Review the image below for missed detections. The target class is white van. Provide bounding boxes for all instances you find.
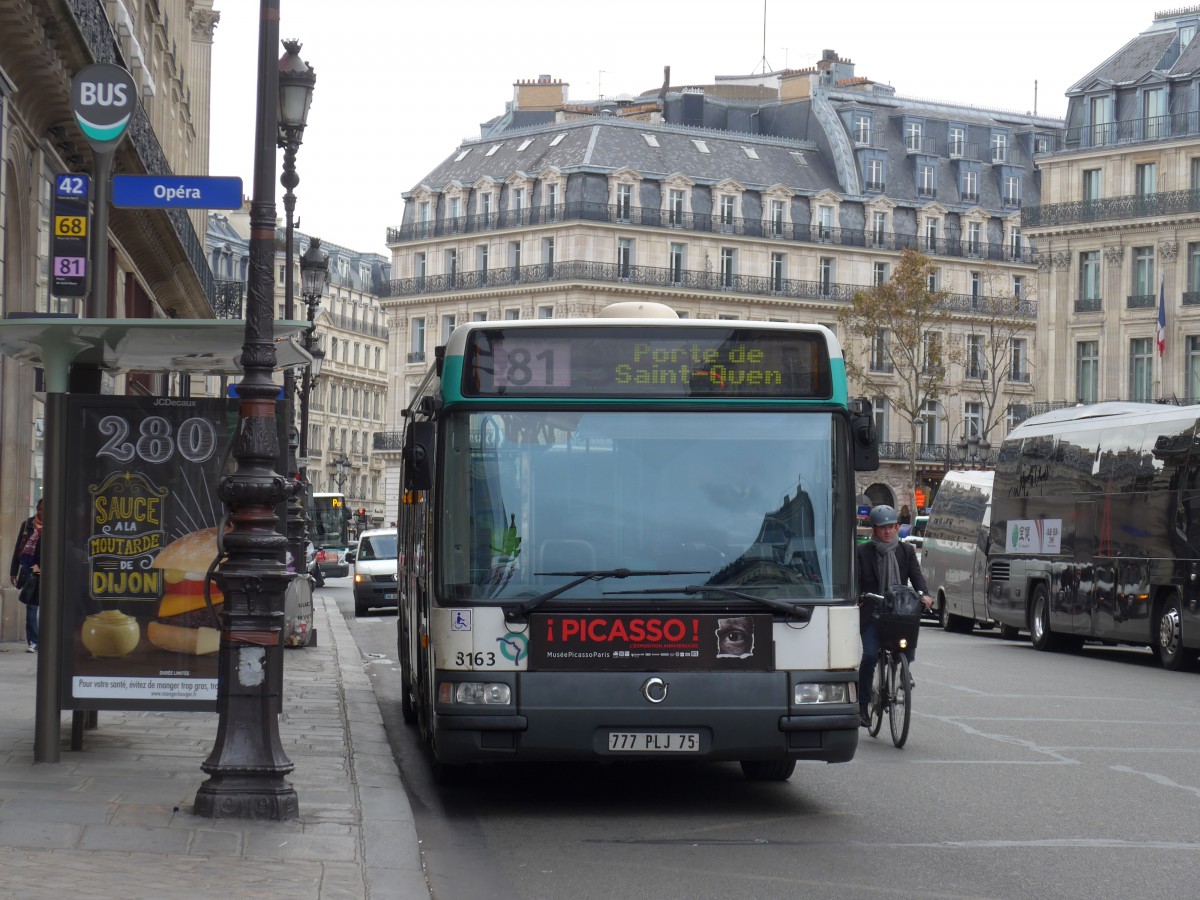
[923,470,1001,635]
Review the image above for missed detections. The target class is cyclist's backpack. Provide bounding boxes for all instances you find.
[879,585,921,618]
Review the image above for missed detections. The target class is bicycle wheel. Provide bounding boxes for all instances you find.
[888,653,911,748]
[868,651,886,737]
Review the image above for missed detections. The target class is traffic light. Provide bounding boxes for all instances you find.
[355,508,368,525]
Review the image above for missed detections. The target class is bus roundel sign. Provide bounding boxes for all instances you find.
[71,64,138,149]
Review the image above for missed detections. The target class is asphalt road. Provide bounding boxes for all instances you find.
[327,579,1200,900]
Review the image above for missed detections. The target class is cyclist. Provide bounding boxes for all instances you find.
[856,504,933,727]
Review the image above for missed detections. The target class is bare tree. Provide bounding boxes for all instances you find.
[838,249,961,509]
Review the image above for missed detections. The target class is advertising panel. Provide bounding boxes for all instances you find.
[60,396,239,711]
[528,613,774,671]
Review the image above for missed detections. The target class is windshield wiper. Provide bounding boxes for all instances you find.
[606,584,812,621]
[502,569,708,621]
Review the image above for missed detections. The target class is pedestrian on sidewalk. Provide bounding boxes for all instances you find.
[9,498,42,651]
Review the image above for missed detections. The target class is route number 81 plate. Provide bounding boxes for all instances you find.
[608,731,700,752]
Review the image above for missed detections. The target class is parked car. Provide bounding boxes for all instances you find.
[345,538,360,564]
[353,528,398,616]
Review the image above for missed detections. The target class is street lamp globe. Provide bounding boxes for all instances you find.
[300,238,329,300]
[277,40,316,142]
[308,344,325,380]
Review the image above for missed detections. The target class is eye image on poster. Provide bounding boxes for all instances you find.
[61,396,239,711]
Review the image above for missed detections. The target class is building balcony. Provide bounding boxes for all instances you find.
[1044,111,1200,155]
[214,281,244,319]
[1023,187,1200,229]
[1075,297,1103,313]
[326,312,388,339]
[1127,293,1156,309]
[387,202,1039,267]
[380,260,1037,317]
[373,431,404,452]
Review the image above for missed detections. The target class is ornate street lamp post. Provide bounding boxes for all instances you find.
[298,239,328,498]
[277,39,316,593]
[194,0,296,821]
[331,451,350,491]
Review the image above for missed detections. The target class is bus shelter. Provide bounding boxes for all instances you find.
[0,317,313,762]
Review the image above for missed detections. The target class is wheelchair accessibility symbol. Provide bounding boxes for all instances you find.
[451,609,472,631]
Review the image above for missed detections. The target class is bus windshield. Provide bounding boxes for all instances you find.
[309,493,348,549]
[440,409,850,603]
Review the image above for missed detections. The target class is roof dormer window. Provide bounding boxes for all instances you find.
[486,144,502,156]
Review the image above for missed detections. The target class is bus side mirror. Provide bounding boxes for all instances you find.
[850,397,879,472]
[403,421,434,491]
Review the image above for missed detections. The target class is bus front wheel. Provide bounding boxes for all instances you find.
[1156,593,1193,671]
[1029,585,1060,652]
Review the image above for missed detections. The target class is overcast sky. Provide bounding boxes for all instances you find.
[208,1,1155,255]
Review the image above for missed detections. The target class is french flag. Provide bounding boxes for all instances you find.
[1157,277,1166,358]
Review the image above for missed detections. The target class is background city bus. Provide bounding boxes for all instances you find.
[308,491,350,577]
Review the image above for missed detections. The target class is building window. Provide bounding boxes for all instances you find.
[480,192,493,223]
[1144,87,1166,139]
[926,267,940,293]
[504,308,520,320]
[448,196,461,223]
[476,244,488,281]
[410,317,425,362]
[414,252,426,287]
[919,400,940,445]
[1136,162,1157,197]
[1010,338,1029,382]
[966,334,985,379]
[472,311,487,322]
[818,205,834,241]
[1080,250,1101,303]
[949,126,965,157]
[922,332,943,376]
[873,261,888,286]
[1090,95,1113,147]
[508,241,521,274]
[1013,275,1025,300]
[967,220,982,256]
[924,217,940,252]
[1130,337,1154,401]
[1003,175,1020,205]
[545,183,559,219]
[417,201,431,237]
[1182,24,1197,48]
[771,252,786,292]
[1188,336,1200,400]
[445,249,457,286]
[870,211,886,247]
[1076,340,1099,403]
[918,164,935,197]
[1133,245,1155,297]
[770,199,786,236]
[964,402,983,438]
[1189,242,1200,293]
[1192,158,1200,190]
[1083,168,1102,202]
[543,237,555,273]
[970,271,981,298]
[719,194,736,232]
[870,329,891,373]
[669,243,685,285]
[991,132,1008,163]
[720,248,736,287]
[854,113,871,145]
[668,189,685,227]
[616,183,632,222]
[866,159,884,191]
[873,395,888,441]
[962,169,978,203]
[904,121,922,152]
[511,188,525,218]
[818,257,834,296]
[538,305,554,319]
[617,238,633,278]
[1009,227,1024,261]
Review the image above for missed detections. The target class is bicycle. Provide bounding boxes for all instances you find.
[863,591,922,748]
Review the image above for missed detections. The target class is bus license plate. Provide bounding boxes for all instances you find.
[608,732,699,752]
[384,593,397,601]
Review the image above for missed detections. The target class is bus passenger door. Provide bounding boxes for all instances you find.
[971,524,990,621]
[1070,500,1097,635]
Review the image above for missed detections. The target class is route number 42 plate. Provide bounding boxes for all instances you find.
[608,731,699,752]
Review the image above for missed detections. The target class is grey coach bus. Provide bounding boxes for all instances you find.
[922,469,998,635]
[988,402,1200,670]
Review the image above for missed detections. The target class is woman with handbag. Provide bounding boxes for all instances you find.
[9,499,42,651]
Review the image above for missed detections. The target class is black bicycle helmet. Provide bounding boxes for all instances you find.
[868,504,899,527]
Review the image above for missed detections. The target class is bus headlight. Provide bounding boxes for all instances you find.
[794,682,851,705]
[439,682,512,705]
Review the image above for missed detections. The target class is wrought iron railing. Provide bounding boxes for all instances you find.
[327,312,388,339]
[1127,293,1156,309]
[381,260,1037,318]
[373,431,404,451]
[1075,297,1103,313]
[876,441,998,466]
[1045,111,1200,154]
[213,281,244,319]
[1023,186,1200,228]
[387,201,1038,266]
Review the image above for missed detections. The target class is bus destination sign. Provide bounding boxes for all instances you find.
[464,327,831,399]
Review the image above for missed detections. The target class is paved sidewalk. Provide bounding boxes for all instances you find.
[0,596,429,900]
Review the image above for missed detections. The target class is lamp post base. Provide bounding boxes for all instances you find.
[194,775,298,820]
